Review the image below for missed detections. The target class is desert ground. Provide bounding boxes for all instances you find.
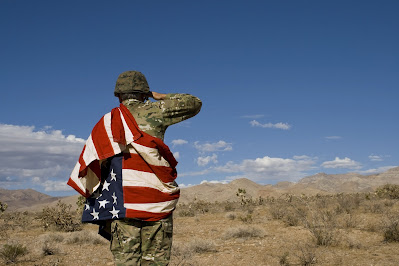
[1,186,399,266]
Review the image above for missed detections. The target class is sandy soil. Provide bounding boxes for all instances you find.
[1,195,399,266]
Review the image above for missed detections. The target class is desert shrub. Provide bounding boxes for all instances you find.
[269,199,303,226]
[223,202,237,212]
[363,201,385,214]
[342,213,358,228]
[0,201,7,215]
[64,230,107,245]
[382,215,399,242]
[0,243,28,264]
[278,252,290,266]
[269,201,287,220]
[76,195,86,214]
[170,243,195,266]
[296,246,317,266]
[376,184,399,199]
[236,188,253,206]
[41,241,60,256]
[8,211,33,229]
[177,207,195,217]
[302,208,338,246]
[41,233,65,243]
[238,212,253,223]
[335,194,361,214]
[187,239,217,253]
[225,212,236,220]
[40,201,82,232]
[177,200,215,217]
[283,211,301,227]
[223,226,264,239]
[314,195,331,209]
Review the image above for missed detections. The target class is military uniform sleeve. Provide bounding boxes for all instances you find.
[158,93,202,126]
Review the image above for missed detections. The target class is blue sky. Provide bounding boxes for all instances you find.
[1,0,398,196]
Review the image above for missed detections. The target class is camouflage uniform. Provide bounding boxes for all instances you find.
[111,215,174,266]
[123,93,202,140]
[110,71,202,265]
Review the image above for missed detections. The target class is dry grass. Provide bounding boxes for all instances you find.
[0,242,28,264]
[223,226,264,239]
[1,187,399,265]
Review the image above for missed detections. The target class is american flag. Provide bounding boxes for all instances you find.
[68,104,179,222]
[82,153,126,222]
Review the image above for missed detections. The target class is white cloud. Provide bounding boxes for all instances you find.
[200,180,228,185]
[0,124,85,191]
[368,155,383,161]
[42,180,73,192]
[321,157,362,169]
[325,136,342,140]
[194,140,233,152]
[171,139,188,146]
[197,154,218,166]
[359,166,398,175]
[173,152,180,159]
[250,120,291,130]
[214,155,316,182]
[178,183,195,188]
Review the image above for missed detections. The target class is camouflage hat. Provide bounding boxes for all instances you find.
[114,71,150,96]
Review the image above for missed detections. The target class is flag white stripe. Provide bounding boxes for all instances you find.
[124,199,178,213]
[128,143,171,167]
[122,169,179,194]
[119,110,135,144]
[103,112,124,155]
[70,162,84,191]
[82,135,98,163]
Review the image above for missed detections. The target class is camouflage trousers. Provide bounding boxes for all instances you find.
[110,215,173,266]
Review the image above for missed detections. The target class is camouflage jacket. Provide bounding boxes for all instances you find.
[122,93,202,140]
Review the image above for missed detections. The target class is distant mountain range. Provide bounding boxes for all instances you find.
[2,167,398,211]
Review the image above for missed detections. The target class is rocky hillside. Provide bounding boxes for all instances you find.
[2,167,399,211]
[0,188,62,210]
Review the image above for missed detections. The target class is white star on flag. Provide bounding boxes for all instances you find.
[85,203,90,210]
[98,199,110,209]
[90,209,99,220]
[109,206,120,219]
[110,169,117,181]
[112,192,117,204]
[102,180,111,191]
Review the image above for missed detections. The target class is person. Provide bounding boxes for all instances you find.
[67,71,202,265]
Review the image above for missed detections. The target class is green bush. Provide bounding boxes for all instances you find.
[0,243,28,264]
[0,201,7,215]
[40,201,82,232]
[383,217,399,242]
[376,184,399,199]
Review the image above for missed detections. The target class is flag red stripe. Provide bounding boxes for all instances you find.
[111,108,125,144]
[125,209,172,221]
[123,153,153,172]
[123,186,180,203]
[119,104,142,141]
[92,117,114,160]
[67,178,89,197]
[78,145,87,175]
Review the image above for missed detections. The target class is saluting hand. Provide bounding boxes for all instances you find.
[151,92,167,100]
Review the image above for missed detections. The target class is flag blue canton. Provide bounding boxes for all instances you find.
[81,154,126,222]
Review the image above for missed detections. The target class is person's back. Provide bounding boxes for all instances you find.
[111,71,202,265]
